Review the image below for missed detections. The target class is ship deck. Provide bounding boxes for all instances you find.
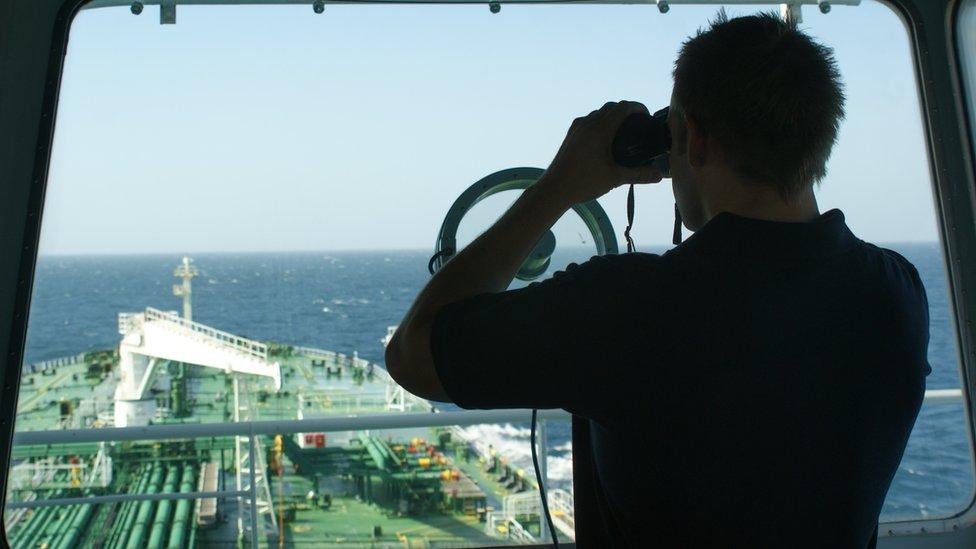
[6,346,562,548]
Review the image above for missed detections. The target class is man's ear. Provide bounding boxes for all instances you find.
[685,115,708,168]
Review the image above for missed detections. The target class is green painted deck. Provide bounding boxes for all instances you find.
[4,347,550,548]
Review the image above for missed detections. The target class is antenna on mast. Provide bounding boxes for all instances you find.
[173,256,198,322]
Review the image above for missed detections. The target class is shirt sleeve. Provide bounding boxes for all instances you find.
[429,253,661,415]
[882,248,933,377]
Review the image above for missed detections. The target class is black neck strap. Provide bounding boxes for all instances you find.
[624,184,636,253]
[673,203,683,245]
[625,189,683,252]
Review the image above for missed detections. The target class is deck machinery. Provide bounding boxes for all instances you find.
[3,258,574,547]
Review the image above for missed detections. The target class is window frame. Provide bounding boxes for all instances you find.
[1,0,975,544]
[876,0,976,536]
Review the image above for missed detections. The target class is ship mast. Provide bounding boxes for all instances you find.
[173,256,198,322]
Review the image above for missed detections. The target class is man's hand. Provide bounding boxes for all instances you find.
[539,101,664,207]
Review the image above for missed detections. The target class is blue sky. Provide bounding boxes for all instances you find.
[39,0,936,254]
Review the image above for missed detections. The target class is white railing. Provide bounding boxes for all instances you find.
[490,487,575,542]
[130,307,269,360]
[486,514,536,543]
[923,388,966,405]
[294,345,375,372]
[21,353,86,374]
[117,311,144,335]
[297,392,428,414]
[8,458,57,492]
[549,488,576,538]
[293,345,337,362]
[11,409,570,446]
[293,346,431,411]
[8,447,112,492]
[503,490,537,515]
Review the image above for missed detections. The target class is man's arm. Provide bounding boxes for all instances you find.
[385,101,662,401]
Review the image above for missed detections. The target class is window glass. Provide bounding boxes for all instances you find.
[4,2,971,546]
[809,3,975,522]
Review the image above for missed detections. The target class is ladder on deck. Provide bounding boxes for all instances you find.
[234,376,278,547]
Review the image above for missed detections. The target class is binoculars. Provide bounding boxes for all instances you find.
[612,106,671,177]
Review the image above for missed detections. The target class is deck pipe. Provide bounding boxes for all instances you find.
[107,464,153,548]
[359,434,403,472]
[166,463,197,549]
[54,500,93,549]
[10,499,49,544]
[11,472,71,545]
[42,502,78,549]
[107,493,139,547]
[34,479,73,547]
[108,464,153,547]
[146,464,180,548]
[48,500,82,548]
[11,490,62,547]
[125,463,165,549]
[361,438,392,472]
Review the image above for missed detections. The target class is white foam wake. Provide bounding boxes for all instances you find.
[455,423,574,489]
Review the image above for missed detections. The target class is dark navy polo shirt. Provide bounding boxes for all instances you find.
[430,209,930,548]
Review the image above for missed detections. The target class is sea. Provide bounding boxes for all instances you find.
[20,243,974,524]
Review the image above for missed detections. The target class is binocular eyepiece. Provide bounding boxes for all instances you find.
[612,107,671,177]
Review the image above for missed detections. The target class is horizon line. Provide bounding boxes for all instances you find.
[36,241,945,258]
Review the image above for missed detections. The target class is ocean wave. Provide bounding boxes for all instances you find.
[552,441,572,452]
[547,455,574,481]
[455,423,573,488]
[330,298,371,306]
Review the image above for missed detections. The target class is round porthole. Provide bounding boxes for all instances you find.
[430,167,619,281]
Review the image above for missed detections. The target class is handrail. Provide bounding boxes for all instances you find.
[11,388,964,446]
[292,345,337,361]
[5,387,966,521]
[923,388,966,405]
[12,409,572,446]
[21,353,85,374]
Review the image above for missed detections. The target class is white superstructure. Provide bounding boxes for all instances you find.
[114,305,281,427]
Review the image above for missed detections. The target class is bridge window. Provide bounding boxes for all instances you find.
[4,1,973,546]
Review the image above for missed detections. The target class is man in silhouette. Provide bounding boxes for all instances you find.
[386,12,928,548]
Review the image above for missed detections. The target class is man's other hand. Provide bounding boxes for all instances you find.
[539,100,664,207]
